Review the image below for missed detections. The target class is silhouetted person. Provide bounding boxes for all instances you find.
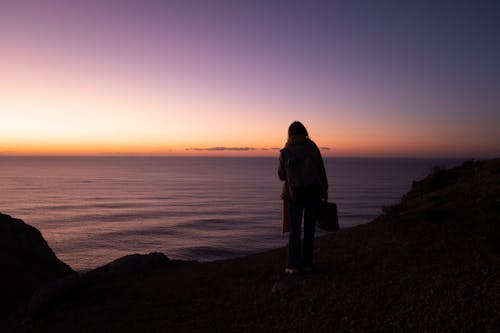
[278,121,328,274]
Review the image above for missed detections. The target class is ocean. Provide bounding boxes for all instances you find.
[0,156,463,271]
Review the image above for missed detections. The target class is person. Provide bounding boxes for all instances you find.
[278,121,328,274]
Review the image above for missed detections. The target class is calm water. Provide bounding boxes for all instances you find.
[0,156,462,271]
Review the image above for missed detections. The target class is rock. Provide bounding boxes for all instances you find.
[0,213,75,320]
[21,253,171,324]
[89,252,171,278]
[26,274,81,317]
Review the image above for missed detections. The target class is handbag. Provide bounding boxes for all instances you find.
[317,201,339,232]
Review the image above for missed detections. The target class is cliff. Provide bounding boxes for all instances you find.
[0,213,75,321]
[2,158,500,332]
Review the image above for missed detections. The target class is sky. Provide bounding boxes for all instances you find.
[1,0,499,157]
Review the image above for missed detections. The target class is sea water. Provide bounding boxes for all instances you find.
[0,156,463,271]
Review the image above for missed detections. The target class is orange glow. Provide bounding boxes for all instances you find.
[1,43,497,159]
[1,1,499,159]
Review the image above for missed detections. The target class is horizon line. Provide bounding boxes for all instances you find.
[0,153,486,160]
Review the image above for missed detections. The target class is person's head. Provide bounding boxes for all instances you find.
[288,121,309,139]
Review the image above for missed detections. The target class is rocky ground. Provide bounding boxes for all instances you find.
[2,158,499,332]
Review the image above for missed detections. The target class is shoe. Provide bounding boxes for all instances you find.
[285,267,300,275]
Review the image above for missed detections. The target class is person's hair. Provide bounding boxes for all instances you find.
[288,121,309,138]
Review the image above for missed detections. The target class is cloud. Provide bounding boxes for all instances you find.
[259,148,281,151]
[186,147,256,151]
[185,146,327,153]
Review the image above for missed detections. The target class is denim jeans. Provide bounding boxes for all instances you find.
[287,198,321,270]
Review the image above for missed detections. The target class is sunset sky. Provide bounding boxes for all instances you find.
[1,0,499,157]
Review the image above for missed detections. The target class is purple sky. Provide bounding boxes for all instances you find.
[1,0,499,156]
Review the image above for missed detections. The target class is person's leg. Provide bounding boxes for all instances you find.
[302,200,320,269]
[287,200,302,271]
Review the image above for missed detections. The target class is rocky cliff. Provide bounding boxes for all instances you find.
[0,213,75,321]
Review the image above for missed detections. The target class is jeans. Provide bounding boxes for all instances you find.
[287,198,321,270]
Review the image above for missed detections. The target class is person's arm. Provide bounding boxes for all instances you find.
[313,143,328,200]
[318,155,328,201]
[278,149,287,181]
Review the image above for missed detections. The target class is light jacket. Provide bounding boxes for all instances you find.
[278,135,328,200]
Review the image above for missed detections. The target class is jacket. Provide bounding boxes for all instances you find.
[278,135,328,201]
